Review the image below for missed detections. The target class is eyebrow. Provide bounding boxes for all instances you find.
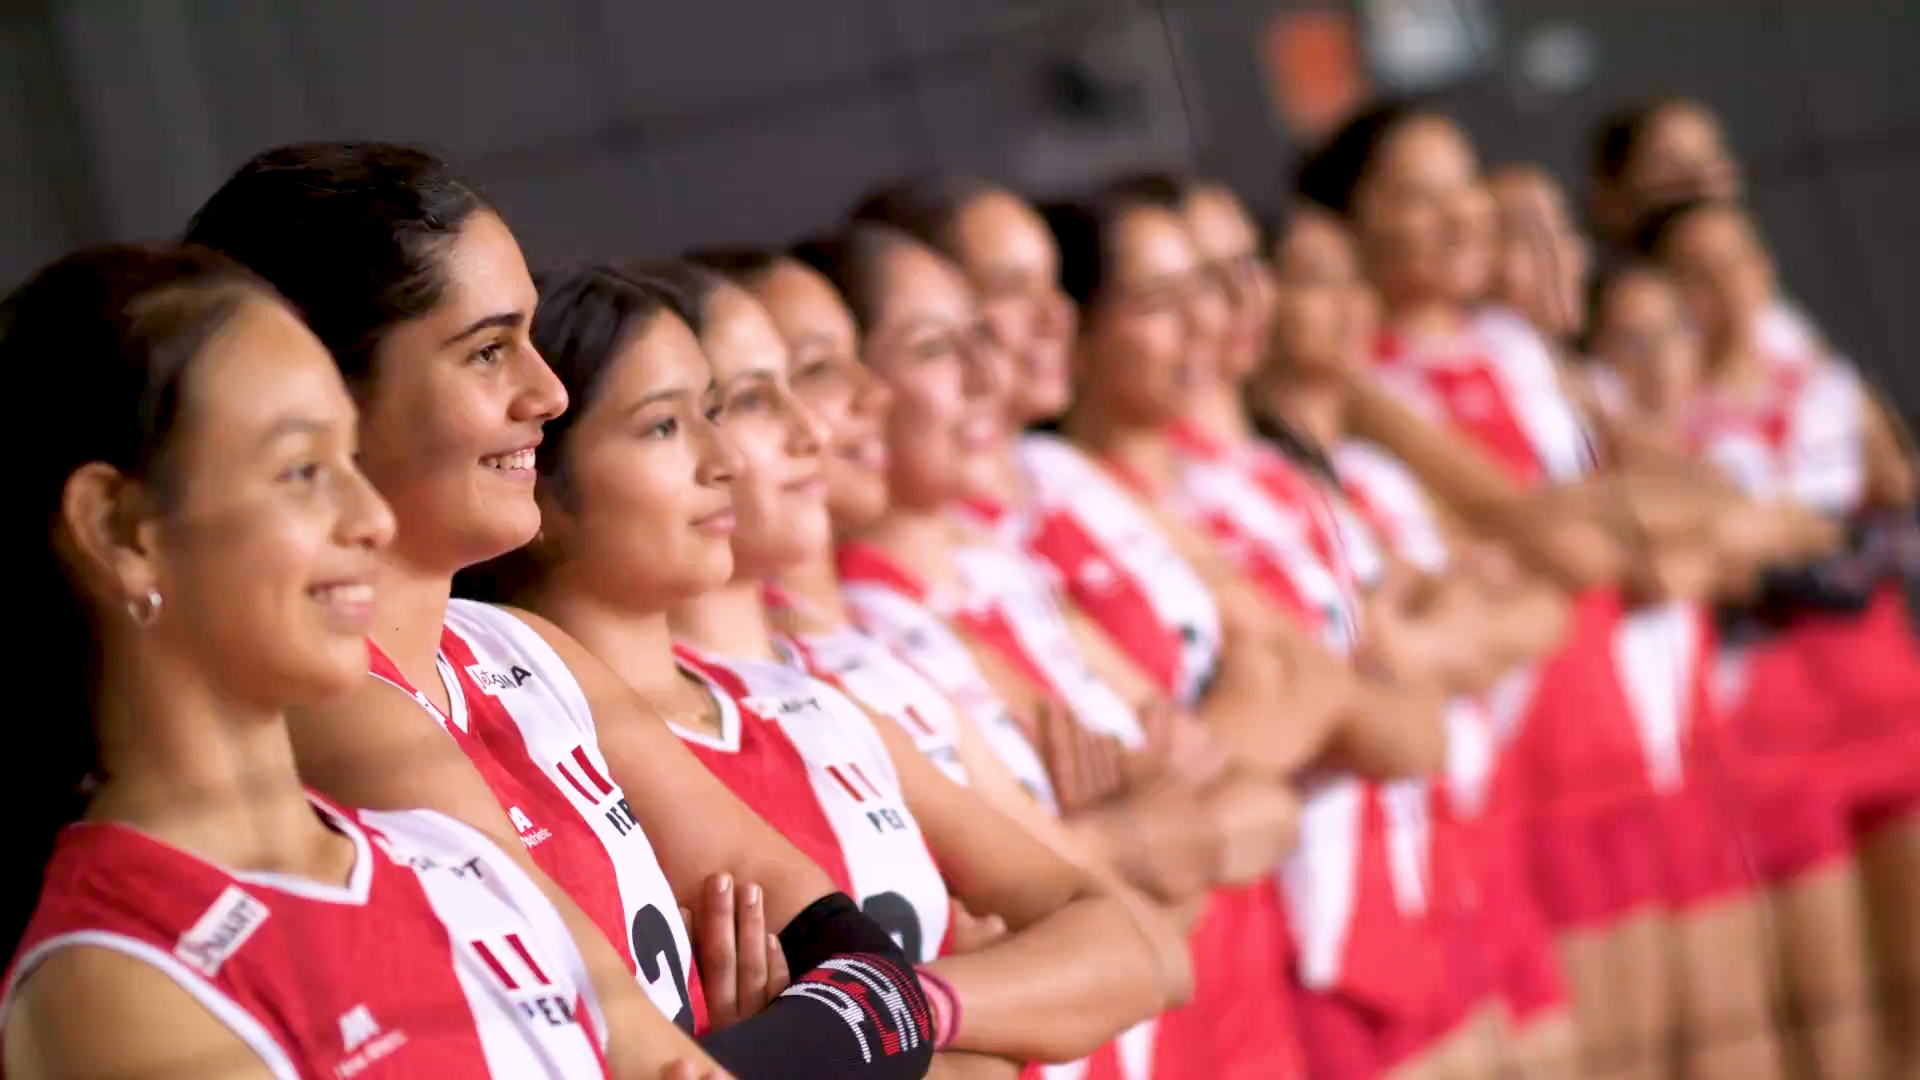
[622,386,690,418]
[255,417,331,448]
[441,311,525,347]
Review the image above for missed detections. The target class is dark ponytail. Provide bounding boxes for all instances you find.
[1,244,275,956]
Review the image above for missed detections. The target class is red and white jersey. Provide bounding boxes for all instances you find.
[672,646,953,964]
[367,600,701,1032]
[988,435,1224,706]
[3,797,608,1079]
[1681,356,1868,516]
[1374,307,1596,487]
[834,563,1060,813]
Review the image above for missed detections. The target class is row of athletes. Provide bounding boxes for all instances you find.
[3,91,1918,1080]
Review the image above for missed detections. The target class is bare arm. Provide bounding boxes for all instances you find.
[288,687,721,1080]
[504,607,839,929]
[871,716,1165,1062]
[4,948,276,1079]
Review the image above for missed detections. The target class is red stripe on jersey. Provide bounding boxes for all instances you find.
[554,759,597,802]
[571,746,616,797]
[846,763,883,800]
[507,933,551,986]
[472,938,520,989]
[826,765,868,803]
[898,706,938,739]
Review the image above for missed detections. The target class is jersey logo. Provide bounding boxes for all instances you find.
[466,664,533,696]
[508,805,553,848]
[554,745,642,837]
[335,1003,408,1076]
[471,933,583,1029]
[825,762,885,803]
[173,885,269,977]
[1076,557,1118,593]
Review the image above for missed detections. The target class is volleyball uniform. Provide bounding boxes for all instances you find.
[1684,355,1920,848]
[670,645,952,965]
[1336,439,1570,1025]
[1373,308,1665,929]
[835,568,1060,814]
[367,600,703,1031]
[836,539,1302,1080]
[3,796,609,1078]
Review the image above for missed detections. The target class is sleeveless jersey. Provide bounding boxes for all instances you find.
[366,600,702,1032]
[1681,357,1867,515]
[671,645,953,964]
[763,586,969,787]
[998,435,1225,706]
[3,797,608,1079]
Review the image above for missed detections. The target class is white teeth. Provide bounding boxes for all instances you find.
[313,583,373,604]
[483,448,536,471]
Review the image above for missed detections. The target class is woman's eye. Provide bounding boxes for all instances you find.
[280,462,322,484]
[473,341,506,366]
[731,388,768,412]
[645,416,680,440]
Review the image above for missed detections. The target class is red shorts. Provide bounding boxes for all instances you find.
[1150,882,1304,1080]
[1286,971,1463,1080]
[1525,796,1667,931]
[1656,785,1757,908]
[1716,641,1856,883]
[1791,592,1920,833]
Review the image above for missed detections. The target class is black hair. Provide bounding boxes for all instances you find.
[1630,196,1725,258]
[619,259,730,337]
[1575,259,1668,355]
[1103,170,1201,211]
[454,263,695,604]
[791,224,921,332]
[1042,178,1186,308]
[683,247,787,290]
[1590,98,1689,184]
[2,243,276,955]
[1294,99,1434,218]
[848,175,1000,259]
[183,142,488,384]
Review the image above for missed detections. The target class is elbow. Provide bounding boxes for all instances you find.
[1537,522,1629,590]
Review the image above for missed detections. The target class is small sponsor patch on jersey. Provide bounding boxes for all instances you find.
[174,885,270,977]
[466,664,533,695]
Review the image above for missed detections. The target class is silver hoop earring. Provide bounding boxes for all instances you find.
[126,588,163,627]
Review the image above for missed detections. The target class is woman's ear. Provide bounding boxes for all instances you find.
[57,463,164,619]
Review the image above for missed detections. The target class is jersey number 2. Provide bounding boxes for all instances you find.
[632,904,696,1033]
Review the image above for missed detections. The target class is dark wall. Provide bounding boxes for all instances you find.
[3,0,1915,405]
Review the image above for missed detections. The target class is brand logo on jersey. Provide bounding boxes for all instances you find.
[471,933,582,1029]
[466,663,533,695]
[745,693,824,719]
[173,885,269,977]
[826,762,909,834]
[508,805,552,848]
[1076,557,1119,593]
[333,1002,408,1078]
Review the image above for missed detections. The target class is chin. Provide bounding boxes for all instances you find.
[828,487,889,532]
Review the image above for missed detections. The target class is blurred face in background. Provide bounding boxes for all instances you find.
[1351,115,1496,311]
[1590,268,1700,424]
[1075,204,1232,427]
[699,283,833,578]
[947,189,1077,425]
[863,241,1010,511]
[1659,204,1777,354]
[1181,183,1278,386]
[1621,102,1742,222]
[749,259,895,531]
[1489,166,1591,340]
[1269,209,1379,379]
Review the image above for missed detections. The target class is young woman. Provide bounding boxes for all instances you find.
[184,144,936,1080]
[505,256,1170,1072]
[1586,97,1822,361]
[1488,166,1789,1080]
[806,221,1308,1080]
[1643,198,1920,1076]
[1296,102,1698,1080]
[0,244,715,1079]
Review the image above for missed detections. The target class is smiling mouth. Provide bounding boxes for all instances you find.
[481,448,536,472]
[309,582,374,605]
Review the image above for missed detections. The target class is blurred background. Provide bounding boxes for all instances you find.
[1,0,1913,405]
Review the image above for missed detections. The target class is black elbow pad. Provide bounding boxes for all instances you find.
[698,893,934,1079]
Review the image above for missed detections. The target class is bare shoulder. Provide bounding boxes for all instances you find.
[4,945,276,1079]
[495,605,630,698]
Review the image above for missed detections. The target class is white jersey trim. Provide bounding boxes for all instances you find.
[1,930,303,1080]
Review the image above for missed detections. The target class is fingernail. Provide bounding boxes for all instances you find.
[715,873,732,895]
[745,883,761,906]
[767,933,781,953]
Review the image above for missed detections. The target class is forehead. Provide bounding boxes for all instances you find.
[1671,206,1751,251]
[756,262,855,340]
[1278,212,1354,275]
[436,210,537,316]
[1109,206,1201,283]
[1604,270,1679,316]
[1183,186,1258,258]
[593,311,709,410]
[1644,104,1724,155]
[701,283,789,379]
[1373,116,1478,185]
[186,296,353,434]
[879,242,974,322]
[953,190,1053,265]
[1491,169,1568,219]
